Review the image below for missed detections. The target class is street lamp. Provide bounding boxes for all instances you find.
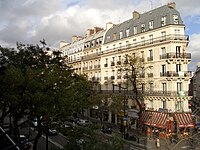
[113,84,128,139]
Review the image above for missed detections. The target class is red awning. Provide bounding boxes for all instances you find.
[140,111,169,128]
[174,113,194,128]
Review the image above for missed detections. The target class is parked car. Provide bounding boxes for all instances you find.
[101,125,112,134]
[77,119,90,126]
[69,116,79,123]
[48,128,57,135]
[19,135,31,150]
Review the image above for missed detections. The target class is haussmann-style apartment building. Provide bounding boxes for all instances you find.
[60,2,192,123]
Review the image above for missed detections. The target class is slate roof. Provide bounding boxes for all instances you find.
[104,4,184,44]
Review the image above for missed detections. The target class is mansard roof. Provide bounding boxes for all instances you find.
[104,4,184,44]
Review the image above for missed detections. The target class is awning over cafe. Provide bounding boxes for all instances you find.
[174,113,194,128]
[140,111,169,128]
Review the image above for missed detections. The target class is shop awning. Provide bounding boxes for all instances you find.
[140,111,169,128]
[174,113,194,128]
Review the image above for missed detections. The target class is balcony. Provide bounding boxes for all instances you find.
[104,64,108,67]
[111,76,115,80]
[104,76,108,80]
[147,73,153,78]
[117,61,121,65]
[91,77,100,82]
[89,66,93,70]
[160,71,192,77]
[117,75,121,79]
[160,52,191,59]
[98,90,189,97]
[147,56,153,61]
[94,65,100,69]
[139,74,145,78]
[83,67,88,71]
[111,62,115,66]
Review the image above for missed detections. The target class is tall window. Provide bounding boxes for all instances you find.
[161,16,166,26]
[149,49,153,61]
[119,31,123,39]
[126,29,130,37]
[173,15,179,24]
[176,101,183,111]
[149,83,153,93]
[141,37,145,45]
[141,24,145,32]
[177,82,182,93]
[162,83,167,94]
[161,31,166,41]
[141,83,145,94]
[174,29,180,39]
[161,65,166,76]
[176,46,181,57]
[149,35,153,44]
[133,26,137,35]
[149,100,153,109]
[176,64,181,72]
[126,41,129,48]
[162,101,167,109]
[149,21,153,30]
[112,33,117,40]
[161,47,166,59]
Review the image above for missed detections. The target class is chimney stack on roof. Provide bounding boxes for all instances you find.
[60,41,69,48]
[132,11,140,21]
[86,29,94,37]
[168,2,176,9]
[106,22,113,30]
[72,35,83,43]
[94,27,103,33]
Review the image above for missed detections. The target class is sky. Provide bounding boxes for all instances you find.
[0,0,200,71]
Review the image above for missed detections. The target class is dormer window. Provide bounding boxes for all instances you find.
[107,35,111,40]
[126,29,130,37]
[161,16,166,26]
[133,26,137,35]
[119,31,123,39]
[149,21,153,30]
[141,24,145,32]
[173,15,179,24]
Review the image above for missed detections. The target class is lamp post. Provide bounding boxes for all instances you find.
[113,84,128,139]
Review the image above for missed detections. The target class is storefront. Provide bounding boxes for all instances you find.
[139,111,195,139]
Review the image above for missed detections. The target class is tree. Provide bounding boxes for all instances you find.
[0,42,92,150]
[117,54,145,114]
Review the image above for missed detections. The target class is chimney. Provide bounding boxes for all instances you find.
[60,41,69,48]
[168,2,176,9]
[132,11,140,20]
[94,27,103,33]
[72,35,78,43]
[86,29,94,37]
[106,22,113,30]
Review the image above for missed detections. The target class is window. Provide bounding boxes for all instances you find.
[173,15,179,24]
[106,35,111,40]
[174,29,180,39]
[133,39,136,46]
[113,44,116,49]
[119,43,122,49]
[160,47,166,59]
[149,21,153,30]
[149,35,153,44]
[141,37,145,45]
[126,41,129,48]
[161,16,166,26]
[141,24,145,32]
[141,83,145,94]
[176,46,181,58]
[177,82,182,93]
[126,29,130,37]
[176,101,183,111]
[148,49,153,61]
[149,83,153,93]
[161,31,166,41]
[162,83,167,94]
[161,65,166,76]
[133,26,137,35]
[176,64,181,72]
[119,31,123,39]
[113,33,117,40]
[162,101,167,109]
